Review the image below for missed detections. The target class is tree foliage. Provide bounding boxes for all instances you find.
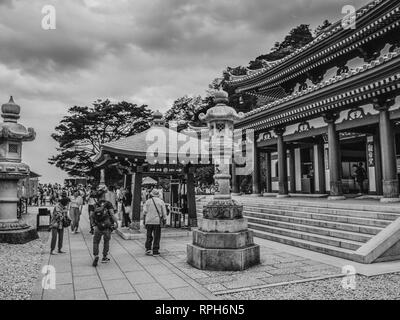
[164,95,209,130]
[226,21,330,74]
[49,99,153,177]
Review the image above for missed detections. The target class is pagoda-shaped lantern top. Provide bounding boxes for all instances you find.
[0,96,35,177]
[152,110,165,127]
[199,91,244,200]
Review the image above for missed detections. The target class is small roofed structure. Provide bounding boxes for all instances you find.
[94,110,211,230]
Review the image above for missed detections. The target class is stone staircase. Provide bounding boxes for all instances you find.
[196,196,400,263]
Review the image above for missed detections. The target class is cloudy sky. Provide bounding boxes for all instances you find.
[0,0,368,183]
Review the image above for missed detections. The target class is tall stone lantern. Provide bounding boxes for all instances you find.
[0,97,38,244]
[187,91,260,271]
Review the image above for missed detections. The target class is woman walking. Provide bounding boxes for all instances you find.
[143,189,167,256]
[69,191,83,233]
[50,197,70,255]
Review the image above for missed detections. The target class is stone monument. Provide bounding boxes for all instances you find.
[187,91,260,271]
[0,97,38,244]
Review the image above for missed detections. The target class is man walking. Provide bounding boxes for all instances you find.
[92,190,118,267]
[143,189,167,256]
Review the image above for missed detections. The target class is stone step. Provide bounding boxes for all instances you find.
[252,229,355,260]
[240,203,400,221]
[234,196,400,214]
[198,200,399,221]
[246,216,373,242]
[242,209,391,229]
[247,222,363,250]
[197,206,391,228]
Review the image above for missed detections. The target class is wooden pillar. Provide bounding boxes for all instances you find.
[314,138,326,194]
[231,162,240,195]
[373,97,399,202]
[186,167,197,228]
[289,146,296,194]
[323,113,345,200]
[275,127,289,197]
[265,151,272,193]
[251,143,261,196]
[374,131,383,196]
[130,166,143,230]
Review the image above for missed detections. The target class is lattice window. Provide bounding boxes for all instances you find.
[8,144,18,153]
[216,123,225,132]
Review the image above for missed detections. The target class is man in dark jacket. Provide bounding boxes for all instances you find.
[92,190,118,267]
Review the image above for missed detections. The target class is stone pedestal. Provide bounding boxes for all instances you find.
[0,97,38,244]
[189,91,260,271]
[0,169,38,245]
[187,199,260,271]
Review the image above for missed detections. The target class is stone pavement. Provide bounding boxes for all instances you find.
[31,206,342,300]
[32,208,215,300]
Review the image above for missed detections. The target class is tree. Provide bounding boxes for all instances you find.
[256,24,314,62]
[49,99,153,177]
[314,20,332,37]
[164,95,208,130]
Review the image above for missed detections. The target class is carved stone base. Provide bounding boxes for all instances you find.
[187,243,260,271]
[193,229,255,249]
[200,218,248,233]
[250,193,262,197]
[0,220,30,231]
[202,199,243,220]
[0,226,38,244]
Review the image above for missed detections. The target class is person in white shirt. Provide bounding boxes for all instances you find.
[69,191,83,233]
[143,189,167,256]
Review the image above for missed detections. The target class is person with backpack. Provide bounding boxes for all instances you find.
[143,189,167,257]
[92,190,118,267]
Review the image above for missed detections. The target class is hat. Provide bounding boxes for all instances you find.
[150,189,159,197]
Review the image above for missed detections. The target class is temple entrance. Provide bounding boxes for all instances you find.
[340,135,368,195]
[299,146,315,194]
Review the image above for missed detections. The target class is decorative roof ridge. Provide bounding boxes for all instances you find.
[225,0,387,86]
[241,48,400,119]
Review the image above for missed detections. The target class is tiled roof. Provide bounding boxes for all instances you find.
[237,48,400,130]
[101,126,204,157]
[225,0,388,88]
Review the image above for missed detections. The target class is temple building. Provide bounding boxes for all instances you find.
[224,0,400,202]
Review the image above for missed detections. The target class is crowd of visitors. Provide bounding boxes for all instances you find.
[47,182,168,267]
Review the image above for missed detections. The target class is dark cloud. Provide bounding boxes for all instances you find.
[0,0,371,182]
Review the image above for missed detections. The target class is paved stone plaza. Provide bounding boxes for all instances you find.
[29,206,345,300]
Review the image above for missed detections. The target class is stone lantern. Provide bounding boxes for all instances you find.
[0,97,38,244]
[187,91,260,271]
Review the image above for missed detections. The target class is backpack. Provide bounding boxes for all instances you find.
[93,202,113,230]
